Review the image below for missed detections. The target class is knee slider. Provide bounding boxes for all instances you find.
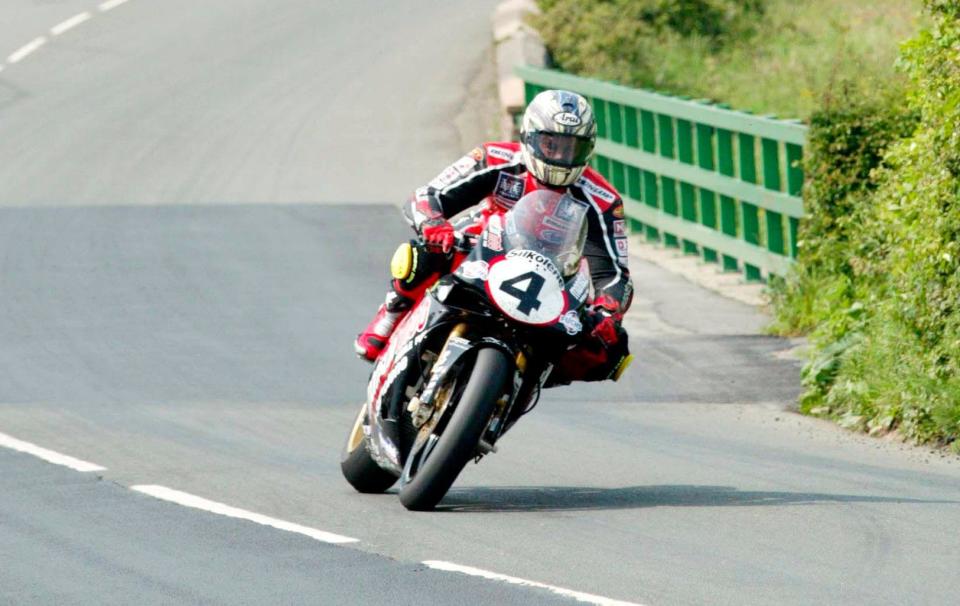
[611,353,634,381]
[390,242,418,282]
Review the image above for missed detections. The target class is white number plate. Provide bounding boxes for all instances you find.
[486,251,567,325]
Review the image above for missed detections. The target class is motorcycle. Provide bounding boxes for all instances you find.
[340,190,599,510]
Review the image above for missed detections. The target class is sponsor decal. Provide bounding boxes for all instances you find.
[569,268,590,301]
[488,214,503,235]
[423,346,454,396]
[452,155,477,175]
[486,146,516,161]
[429,166,463,189]
[495,173,525,204]
[553,112,582,127]
[615,238,629,256]
[613,219,626,236]
[559,310,583,336]
[406,247,419,283]
[458,260,489,281]
[368,297,427,409]
[486,252,567,325]
[613,205,625,218]
[555,197,586,220]
[506,249,564,285]
[381,355,409,399]
[483,214,504,250]
[575,176,617,204]
[469,146,484,162]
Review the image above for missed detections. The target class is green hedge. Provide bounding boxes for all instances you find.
[768,102,918,337]
[772,0,960,449]
[532,0,916,119]
[532,0,958,448]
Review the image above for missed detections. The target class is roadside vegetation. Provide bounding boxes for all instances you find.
[532,0,920,119]
[533,0,960,452]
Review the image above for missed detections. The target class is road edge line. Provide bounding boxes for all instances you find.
[422,560,645,606]
[0,431,106,472]
[131,484,359,545]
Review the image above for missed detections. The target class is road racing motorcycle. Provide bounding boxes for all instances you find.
[340,190,600,510]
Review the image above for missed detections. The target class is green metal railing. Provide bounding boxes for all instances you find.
[517,65,807,280]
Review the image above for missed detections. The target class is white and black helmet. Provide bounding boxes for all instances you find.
[520,89,597,187]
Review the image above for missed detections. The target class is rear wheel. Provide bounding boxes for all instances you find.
[340,405,398,493]
[398,348,512,511]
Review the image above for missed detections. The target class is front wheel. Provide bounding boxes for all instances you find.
[398,347,512,511]
[340,405,398,493]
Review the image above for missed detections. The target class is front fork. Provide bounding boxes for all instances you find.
[407,323,542,458]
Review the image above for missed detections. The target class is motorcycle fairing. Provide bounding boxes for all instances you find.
[418,333,517,407]
[362,291,466,475]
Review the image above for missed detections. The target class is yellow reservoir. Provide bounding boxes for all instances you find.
[390,243,414,280]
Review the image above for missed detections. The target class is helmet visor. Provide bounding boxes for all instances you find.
[525,132,594,168]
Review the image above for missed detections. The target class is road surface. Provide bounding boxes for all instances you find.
[1,1,957,605]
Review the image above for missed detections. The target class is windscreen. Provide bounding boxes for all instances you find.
[502,190,588,276]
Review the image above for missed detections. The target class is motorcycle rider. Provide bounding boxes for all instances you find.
[355,89,633,383]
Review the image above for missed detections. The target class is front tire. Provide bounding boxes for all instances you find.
[340,405,398,493]
[398,348,511,511]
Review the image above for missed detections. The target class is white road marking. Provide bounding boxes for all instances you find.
[99,0,131,11]
[131,485,359,544]
[51,12,92,36]
[7,37,47,64]
[422,561,645,606]
[0,431,106,472]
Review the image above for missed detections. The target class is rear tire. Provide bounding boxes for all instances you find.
[398,348,511,511]
[340,406,398,493]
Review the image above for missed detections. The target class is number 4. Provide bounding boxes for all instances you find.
[499,271,545,315]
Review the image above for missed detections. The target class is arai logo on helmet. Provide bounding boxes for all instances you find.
[553,112,582,127]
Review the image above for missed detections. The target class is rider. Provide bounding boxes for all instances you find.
[355,89,633,383]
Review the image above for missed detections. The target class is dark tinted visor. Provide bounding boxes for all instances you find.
[526,132,594,168]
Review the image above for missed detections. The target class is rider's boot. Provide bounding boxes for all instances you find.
[354,291,411,362]
[354,241,450,362]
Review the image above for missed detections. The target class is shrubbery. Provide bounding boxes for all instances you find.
[533,0,917,119]
[533,0,960,448]
[771,0,960,448]
[768,101,918,337]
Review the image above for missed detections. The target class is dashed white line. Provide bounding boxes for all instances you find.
[0,431,106,472]
[422,561,645,606]
[7,37,47,64]
[0,431,637,603]
[99,0,131,12]
[51,12,92,36]
[131,485,359,544]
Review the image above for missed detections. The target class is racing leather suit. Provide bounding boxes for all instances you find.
[371,141,634,382]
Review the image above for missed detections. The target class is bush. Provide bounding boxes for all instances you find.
[768,100,918,336]
[780,0,960,449]
[533,0,918,119]
[533,0,764,95]
[533,0,960,448]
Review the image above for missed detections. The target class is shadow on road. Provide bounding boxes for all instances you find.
[437,484,957,512]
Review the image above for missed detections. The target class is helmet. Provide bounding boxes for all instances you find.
[520,90,596,187]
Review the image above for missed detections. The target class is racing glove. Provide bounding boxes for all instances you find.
[420,218,455,254]
[587,295,623,347]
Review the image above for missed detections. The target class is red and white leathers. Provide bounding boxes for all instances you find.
[357,141,634,381]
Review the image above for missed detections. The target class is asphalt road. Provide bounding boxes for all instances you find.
[1,2,958,605]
